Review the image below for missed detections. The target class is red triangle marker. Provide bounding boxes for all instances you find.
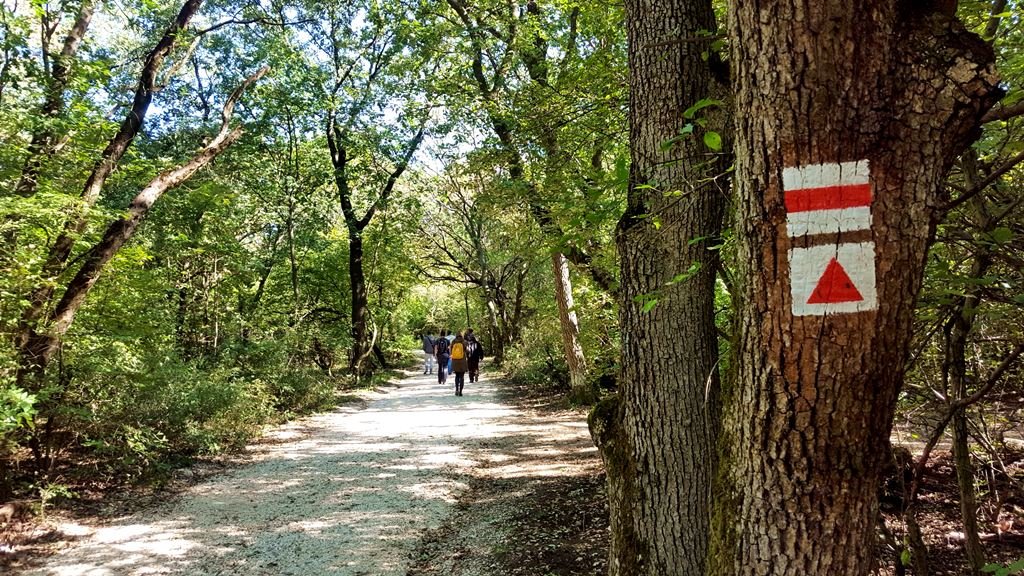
[807,258,864,304]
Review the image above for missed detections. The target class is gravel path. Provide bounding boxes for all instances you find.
[25,369,517,576]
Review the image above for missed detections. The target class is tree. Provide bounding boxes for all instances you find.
[415,160,534,363]
[709,2,1002,574]
[12,0,94,199]
[311,0,434,377]
[15,0,208,383]
[589,0,730,573]
[444,0,624,400]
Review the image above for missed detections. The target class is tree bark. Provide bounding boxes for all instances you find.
[710,3,1001,574]
[552,252,591,402]
[348,231,372,376]
[592,0,729,572]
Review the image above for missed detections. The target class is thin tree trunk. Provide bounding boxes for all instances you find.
[485,295,506,365]
[552,252,590,402]
[945,154,998,574]
[16,67,265,383]
[953,409,985,574]
[15,0,204,355]
[710,2,1001,574]
[13,0,95,199]
[287,200,300,324]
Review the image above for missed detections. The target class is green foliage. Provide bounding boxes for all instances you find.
[35,482,76,520]
[0,0,660,507]
[983,559,1024,576]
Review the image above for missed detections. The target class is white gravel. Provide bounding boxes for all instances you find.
[26,369,515,576]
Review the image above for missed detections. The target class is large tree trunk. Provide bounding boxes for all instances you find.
[710,3,1001,574]
[552,252,591,402]
[591,0,729,572]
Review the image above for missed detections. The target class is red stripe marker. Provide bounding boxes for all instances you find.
[783,160,872,237]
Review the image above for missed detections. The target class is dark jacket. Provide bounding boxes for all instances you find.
[434,336,450,360]
[421,334,434,354]
[465,335,483,369]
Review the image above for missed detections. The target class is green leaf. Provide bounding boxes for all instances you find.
[900,549,911,566]
[704,131,722,151]
[683,98,723,119]
[990,227,1014,245]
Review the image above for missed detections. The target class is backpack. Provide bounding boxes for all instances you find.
[451,341,465,360]
[434,337,450,357]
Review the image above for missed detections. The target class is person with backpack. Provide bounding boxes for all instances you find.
[433,330,450,385]
[464,328,485,383]
[421,331,435,375]
[450,330,469,396]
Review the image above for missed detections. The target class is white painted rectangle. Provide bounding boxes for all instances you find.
[786,206,872,237]
[782,160,870,190]
[789,242,878,316]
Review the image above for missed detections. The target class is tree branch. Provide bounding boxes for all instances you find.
[939,149,1024,214]
[358,122,427,230]
[46,66,267,339]
[909,342,1024,500]
[981,100,1024,123]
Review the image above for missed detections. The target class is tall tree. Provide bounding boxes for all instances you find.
[12,0,95,199]
[416,160,533,363]
[314,1,433,377]
[328,117,424,376]
[710,1,1001,574]
[589,0,729,573]
[444,0,623,399]
[15,0,206,376]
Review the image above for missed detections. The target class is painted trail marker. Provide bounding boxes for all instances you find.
[783,160,872,237]
[790,242,877,316]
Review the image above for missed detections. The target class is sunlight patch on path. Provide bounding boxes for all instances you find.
[27,371,514,576]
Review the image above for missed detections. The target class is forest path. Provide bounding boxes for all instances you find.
[24,367,544,576]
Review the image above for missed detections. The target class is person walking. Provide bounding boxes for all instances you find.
[434,330,450,385]
[464,328,484,383]
[421,331,435,375]
[450,331,469,396]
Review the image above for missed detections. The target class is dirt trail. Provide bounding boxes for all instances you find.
[21,370,549,576]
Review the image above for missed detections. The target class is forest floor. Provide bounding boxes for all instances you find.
[2,366,607,576]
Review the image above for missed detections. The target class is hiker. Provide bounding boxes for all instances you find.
[421,331,435,375]
[464,328,485,383]
[434,329,450,385]
[450,330,469,396]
